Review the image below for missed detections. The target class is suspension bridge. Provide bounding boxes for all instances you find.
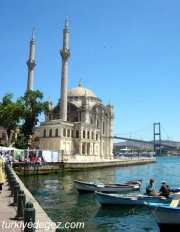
[113,123,178,150]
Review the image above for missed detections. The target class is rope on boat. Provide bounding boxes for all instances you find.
[133,204,160,232]
[79,192,95,204]
[123,203,143,215]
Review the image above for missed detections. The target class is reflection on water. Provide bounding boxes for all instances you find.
[18,157,180,232]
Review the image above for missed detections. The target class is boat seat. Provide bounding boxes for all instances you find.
[170,193,180,207]
[160,197,166,200]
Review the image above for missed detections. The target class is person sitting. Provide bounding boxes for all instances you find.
[34,157,41,166]
[38,156,42,166]
[24,156,31,167]
[33,156,36,163]
[158,181,170,197]
[146,178,157,196]
[19,155,23,162]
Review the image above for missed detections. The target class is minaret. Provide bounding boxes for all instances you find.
[27,28,36,90]
[60,16,71,121]
[45,97,53,122]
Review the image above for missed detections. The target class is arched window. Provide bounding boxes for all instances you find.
[97,119,99,128]
[96,134,98,141]
[71,130,74,138]
[73,117,78,122]
[83,130,85,138]
[43,129,46,137]
[63,129,66,137]
[67,129,70,137]
[87,131,90,139]
[35,136,40,141]
[76,130,79,138]
[91,118,93,124]
[103,121,105,134]
[49,129,52,137]
[55,128,58,137]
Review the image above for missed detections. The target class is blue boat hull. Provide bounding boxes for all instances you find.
[96,192,174,206]
[145,203,180,231]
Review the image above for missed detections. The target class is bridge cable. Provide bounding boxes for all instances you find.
[114,124,153,136]
[161,124,170,140]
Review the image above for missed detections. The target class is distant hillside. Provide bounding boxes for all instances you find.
[114,140,180,150]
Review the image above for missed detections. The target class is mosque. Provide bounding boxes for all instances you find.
[2,16,115,161]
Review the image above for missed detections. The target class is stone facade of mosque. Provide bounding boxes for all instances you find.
[40,80,114,161]
[0,17,114,162]
[39,17,114,161]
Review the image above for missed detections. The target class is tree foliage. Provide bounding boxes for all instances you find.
[0,90,50,148]
[20,90,50,143]
[13,135,28,149]
[0,93,24,139]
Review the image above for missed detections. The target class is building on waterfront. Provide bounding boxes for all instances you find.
[0,16,114,161]
[39,16,115,161]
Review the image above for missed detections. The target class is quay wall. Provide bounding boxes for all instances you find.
[13,157,156,173]
[63,157,156,169]
[10,167,55,231]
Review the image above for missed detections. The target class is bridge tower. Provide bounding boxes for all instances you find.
[153,123,162,155]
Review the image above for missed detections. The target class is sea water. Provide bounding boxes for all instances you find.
[19,156,180,232]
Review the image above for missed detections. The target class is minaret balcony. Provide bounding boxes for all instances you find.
[26,60,36,69]
[60,49,71,60]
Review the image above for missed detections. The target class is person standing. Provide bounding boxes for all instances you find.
[9,154,13,166]
[0,153,5,193]
[146,178,157,196]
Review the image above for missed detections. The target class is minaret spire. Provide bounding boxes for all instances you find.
[65,15,68,28]
[27,28,36,90]
[60,15,71,121]
[32,27,35,40]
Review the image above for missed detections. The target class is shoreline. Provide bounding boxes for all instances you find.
[13,157,156,175]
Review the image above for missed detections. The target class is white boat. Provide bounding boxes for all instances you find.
[145,193,180,231]
[74,179,142,193]
[95,191,174,206]
[116,147,156,157]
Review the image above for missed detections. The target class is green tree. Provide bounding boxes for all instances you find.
[20,90,49,146]
[13,135,28,149]
[0,93,24,146]
[0,90,50,148]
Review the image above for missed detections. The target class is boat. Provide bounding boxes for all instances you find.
[74,179,142,193]
[116,147,156,158]
[144,193,180,231]
[95,191,175,206]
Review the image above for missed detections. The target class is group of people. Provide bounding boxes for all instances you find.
[146,178,170,197]
[23,155,43,167]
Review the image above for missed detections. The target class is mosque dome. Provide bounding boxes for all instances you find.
[67,80,97,98]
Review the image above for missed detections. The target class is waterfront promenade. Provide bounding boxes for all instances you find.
[0,181,22,232]
[0,169,55,232]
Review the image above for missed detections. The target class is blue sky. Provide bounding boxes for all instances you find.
[1,0,180,142]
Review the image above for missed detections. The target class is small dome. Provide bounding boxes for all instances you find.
[68,81,97,97]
